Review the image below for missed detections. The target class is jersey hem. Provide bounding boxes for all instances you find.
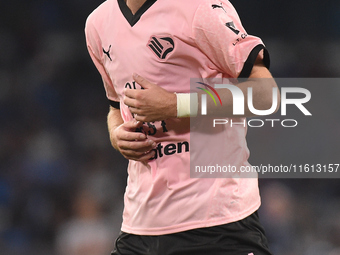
[120,201,261,236]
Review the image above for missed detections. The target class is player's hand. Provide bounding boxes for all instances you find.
[111,120,156,162]
[123,73,177,122]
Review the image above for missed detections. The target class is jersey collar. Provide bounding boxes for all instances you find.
[118,0,157,27]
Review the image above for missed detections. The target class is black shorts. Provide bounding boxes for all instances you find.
[111,211,273,255]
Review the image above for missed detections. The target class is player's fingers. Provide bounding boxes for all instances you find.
[123,96,138,108]
[117,139,156,151]
[138,150,156,162]
[120,149,155,162]
[120,119,143,130]
[116,130,146,141]
[123,88,138,99]
[115,120,146,141]
[134,114,149,122]
[129,107,145,116]
[122,151,155,162]
[133,73,154,89]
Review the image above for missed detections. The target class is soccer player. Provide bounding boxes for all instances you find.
[85,0,277,254]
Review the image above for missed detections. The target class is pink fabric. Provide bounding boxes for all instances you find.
[85,0,263,235]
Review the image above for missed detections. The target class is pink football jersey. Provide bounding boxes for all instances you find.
[85,0,269,235]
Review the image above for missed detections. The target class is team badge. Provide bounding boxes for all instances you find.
[147,35,174,60]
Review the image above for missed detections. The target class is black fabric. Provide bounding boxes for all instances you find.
[111,211,273,255]
[117,0,157,27]
[109,100,120,109]
[238,44,270,78]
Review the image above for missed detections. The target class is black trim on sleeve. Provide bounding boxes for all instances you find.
[109,100,120,109]
[238,44,270,79]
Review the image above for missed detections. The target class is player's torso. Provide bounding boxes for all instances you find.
[93,0,251,169]
[98,0,215,98]
[88,0,261,235]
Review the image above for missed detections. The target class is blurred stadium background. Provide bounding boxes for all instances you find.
[0,0,339,254]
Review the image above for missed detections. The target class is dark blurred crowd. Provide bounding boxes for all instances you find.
[0,1,339,255]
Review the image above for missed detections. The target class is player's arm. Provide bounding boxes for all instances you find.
[198,51,280,117]
[85,18,156,162]
[123,52,279,121]
[239,52,280,115]
[107,106,156,161]
[123,0,280,121]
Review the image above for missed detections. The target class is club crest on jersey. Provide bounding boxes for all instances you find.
[147,36,174,60]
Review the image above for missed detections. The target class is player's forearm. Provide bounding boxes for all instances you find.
[126,63,279,120]
[196,77,279,118]
[179,58,279,118]
[107,106,124,150]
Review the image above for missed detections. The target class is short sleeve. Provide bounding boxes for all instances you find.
[85,14,120,103]
[192,0,269,78]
